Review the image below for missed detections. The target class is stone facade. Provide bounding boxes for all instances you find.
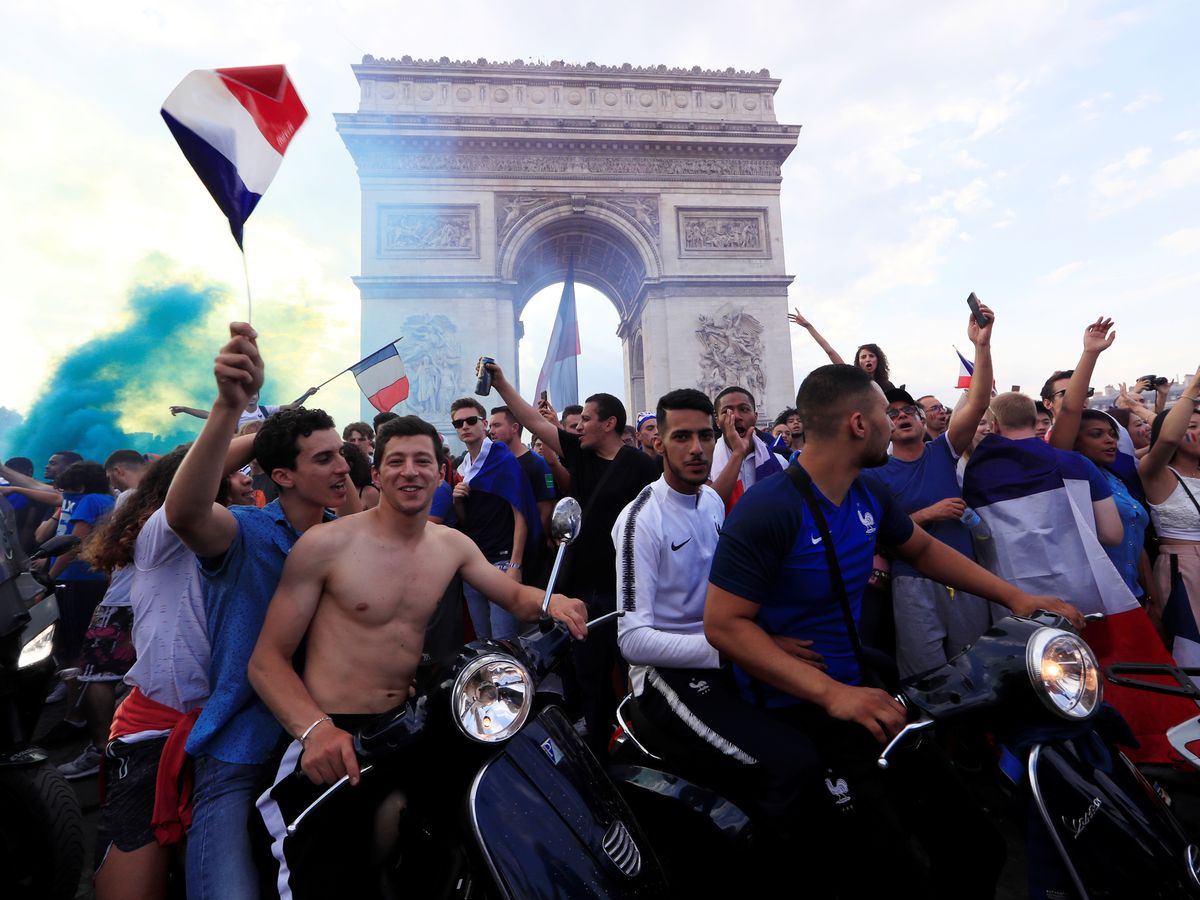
[337,56,800,434]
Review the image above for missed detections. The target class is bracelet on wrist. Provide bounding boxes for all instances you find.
[507,562,521,570]
[299,715,332,744]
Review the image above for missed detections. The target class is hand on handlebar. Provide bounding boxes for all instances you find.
[547,594,588,640]
[300,722,361,786]
[824,683,907,744]
[1009,593,1085,632]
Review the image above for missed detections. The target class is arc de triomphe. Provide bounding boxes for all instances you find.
[336,56,800,432]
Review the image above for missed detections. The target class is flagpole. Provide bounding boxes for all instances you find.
[311,337,405,392]
[241,247,253,325]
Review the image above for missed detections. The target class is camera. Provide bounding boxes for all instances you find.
[1140,375,1169,389]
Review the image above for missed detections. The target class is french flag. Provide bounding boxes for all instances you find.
[351,343,410,413]
[535,259,581,407]
[955,347,974,389]
[161,65,307,248]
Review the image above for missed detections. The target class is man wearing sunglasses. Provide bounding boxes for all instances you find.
[449,398,541,642]
[860,302,997,678]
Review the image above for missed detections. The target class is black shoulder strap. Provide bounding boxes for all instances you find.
[785,464,872,680]
[579,446,631,522]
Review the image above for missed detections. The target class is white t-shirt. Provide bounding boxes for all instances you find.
[99,489,134,608]
[126,507,210,713]
[238,404,281,430]
[611,477,725,695]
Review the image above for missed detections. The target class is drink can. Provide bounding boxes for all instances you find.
[475,356,495,396]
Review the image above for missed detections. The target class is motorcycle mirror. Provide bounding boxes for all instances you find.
[550,498,582,546]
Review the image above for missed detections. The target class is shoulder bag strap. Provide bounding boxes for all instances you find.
[579,446,631,522]
[1169,467,1200,520]
[785,464,873,681]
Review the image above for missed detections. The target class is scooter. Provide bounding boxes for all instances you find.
[612,611,1200,899]
[0,512,86,900]
[287,498,668,898]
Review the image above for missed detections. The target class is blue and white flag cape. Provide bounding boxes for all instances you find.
[462,440,542,543]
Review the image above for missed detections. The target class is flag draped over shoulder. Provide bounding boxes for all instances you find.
[463,440,542,543]
[535,261,580,408]
[161,65,307,248]
[964,434,1195,764]
[350,342,410,412]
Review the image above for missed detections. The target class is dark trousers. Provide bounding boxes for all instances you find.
[569,589,622,756]
[771,703,1006,899]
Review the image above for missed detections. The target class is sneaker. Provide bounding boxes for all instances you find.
[44,681,67,703]
[59,744,102,780]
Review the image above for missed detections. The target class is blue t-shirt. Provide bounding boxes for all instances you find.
[187,500,331,765]
[430,481,456,527]
[708,469,914,707]
[1102,462,1148,597]
[57,491,115,581]
[862,433,974,578]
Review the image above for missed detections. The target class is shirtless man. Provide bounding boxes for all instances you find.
[249,415,587,900]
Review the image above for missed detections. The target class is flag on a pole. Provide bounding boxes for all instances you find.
[535,261,581,407]
[161,65,307,248]
[955,346,974,389]
[351,343,410,412]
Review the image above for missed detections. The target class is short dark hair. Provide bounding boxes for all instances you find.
[1035,401,1052,419]
[341,442,373,489]
[585,393,627,433]
[714,386,755,412]
[373,415,441,468]
[373,411,399,431]
[490,406,521,432]
[1041,370,1072,401]
[56,460,111,494]
[342,422,374,441]
[450,397,486,418]
[796,365,877,439]
[657,388,715,433]
[1107,407,1132,429]
[104,449,145,470]
[52,451,83,466]
[4,457,33,477]
[253,407,337,488]
[773,407,798,428]
[562,404,584,419]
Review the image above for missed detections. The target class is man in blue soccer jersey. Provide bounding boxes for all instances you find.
[705,364,1083,897]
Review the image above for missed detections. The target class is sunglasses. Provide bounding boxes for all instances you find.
[886,405,921,419]
[922,404,947,414]
[1049,388,1095,400]
[452,415,481,429]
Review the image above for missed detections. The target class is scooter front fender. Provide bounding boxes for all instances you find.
[1029,740,1200,898]
[468,706,667,899]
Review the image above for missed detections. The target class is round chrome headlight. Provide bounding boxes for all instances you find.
[1026,627,1102,719]
[452,653,533,743]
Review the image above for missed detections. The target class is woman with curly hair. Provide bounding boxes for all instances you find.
[787,308,895,390]
[82,445,243,900]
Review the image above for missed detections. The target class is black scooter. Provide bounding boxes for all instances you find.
[612,611,1200,899]
[287,498,668,898]
[0,514,86,900]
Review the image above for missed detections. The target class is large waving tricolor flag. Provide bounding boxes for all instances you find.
[161,65,307,248]
[535,259,581,407]
[351,342,410,413]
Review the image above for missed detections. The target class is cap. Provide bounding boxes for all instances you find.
[636,412,656,429]
[884,386,916,406]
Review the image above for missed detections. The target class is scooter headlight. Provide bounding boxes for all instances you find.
[18,623,55,669]
[1026,627,1101,719]
[452,653,533,743]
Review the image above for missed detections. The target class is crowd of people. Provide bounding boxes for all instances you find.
[1,302,1198,899]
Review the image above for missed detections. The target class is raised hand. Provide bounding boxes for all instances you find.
[213,322,264,411]
[718,408,752,459]
[1082,317,1116,354]
[967,301,995,346]
[787,308,812,329]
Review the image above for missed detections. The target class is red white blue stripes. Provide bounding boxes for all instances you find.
[350,343,410,413]
[161,65,307,247]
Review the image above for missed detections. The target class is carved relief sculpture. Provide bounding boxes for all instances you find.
[378,205,479,257]
[695,304,767,401]
[677,208,770,258]
[607,195,660,236]
[398,313,463,417]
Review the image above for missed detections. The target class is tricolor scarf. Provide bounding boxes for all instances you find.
[712,432,783,514]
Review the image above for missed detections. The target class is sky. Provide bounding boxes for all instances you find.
[1,0,1197,461]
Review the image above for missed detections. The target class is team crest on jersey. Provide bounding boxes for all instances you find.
[857,507,877,535]
[825,776,852,804]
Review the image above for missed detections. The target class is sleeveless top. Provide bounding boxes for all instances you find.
[1148,468,1200,541]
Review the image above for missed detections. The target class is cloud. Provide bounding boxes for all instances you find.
[993,209,1017,229]
[1160,228,1200,256]
[1175,130,1200,143]
[1122,90,1162,114]
[1041,261,1088,284]
[852,216,959,297]
[1090,146,1200,212]
[1077,90,1114,120]
[921,178,993,215]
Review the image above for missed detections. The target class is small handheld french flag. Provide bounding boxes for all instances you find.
[351,343,410,413]
[161,65,307,248]
[955,346,974,389]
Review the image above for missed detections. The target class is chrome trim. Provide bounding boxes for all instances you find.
[601,818,642,878]
[615,694,662,762]
[1025,627,1102,720]
[1186,845,1200,889]
[452,652,533,744]
[468,758,513,900]
[876,716,935,770]
[1028,744,1089,900]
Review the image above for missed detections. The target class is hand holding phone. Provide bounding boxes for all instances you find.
[967,292,990,328]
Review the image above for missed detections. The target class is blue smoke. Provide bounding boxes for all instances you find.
[2,281,228,468]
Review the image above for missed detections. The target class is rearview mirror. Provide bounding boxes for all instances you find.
[550,497,582,546]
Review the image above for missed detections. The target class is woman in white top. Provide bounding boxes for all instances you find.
[1139,367,1200,631]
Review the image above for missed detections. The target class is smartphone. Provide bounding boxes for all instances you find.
[966,292,989,328]
[540,390,548,404]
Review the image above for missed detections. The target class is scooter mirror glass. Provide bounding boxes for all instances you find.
[550,497,582,545]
